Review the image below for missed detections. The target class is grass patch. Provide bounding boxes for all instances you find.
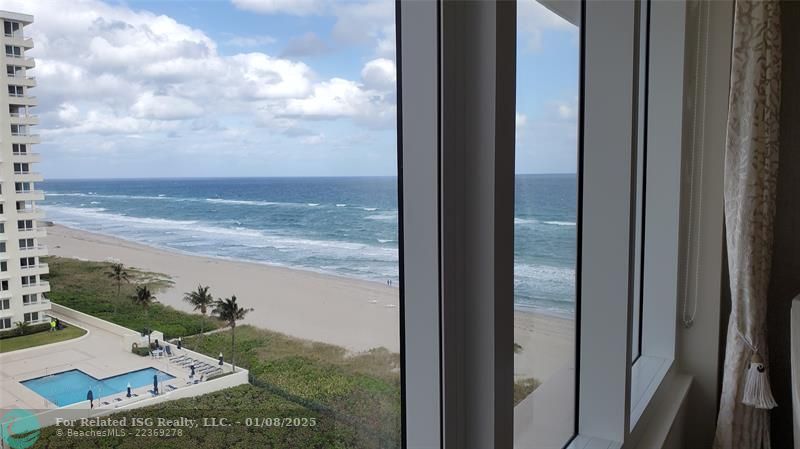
[45,257,220,339]
[33,385,364,449]
[183,325,401,448]
[0,324,86,353]
[514,377,541,406]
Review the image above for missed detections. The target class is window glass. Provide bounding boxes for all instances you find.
[514,1,581,446]
[33,0,402,446]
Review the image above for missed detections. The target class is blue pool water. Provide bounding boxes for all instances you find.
[21,368,175,407]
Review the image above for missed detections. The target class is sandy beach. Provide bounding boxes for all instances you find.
[45,224,574,381]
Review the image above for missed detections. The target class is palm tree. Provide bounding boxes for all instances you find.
[212,295,252,372]
[132,285,157,347]
[183,284,214,337]
[105,263,130,315]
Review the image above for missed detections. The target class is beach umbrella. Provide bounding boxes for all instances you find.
[190,364,195,378]
[153,375,158,395]
[126,383,132,398]
[218,353,224,366]
[177,337,182,350]
[87,389,94,408]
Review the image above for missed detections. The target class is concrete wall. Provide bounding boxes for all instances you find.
[50,303,164,350]
[766,2,800,445]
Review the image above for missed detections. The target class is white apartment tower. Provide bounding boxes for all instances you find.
[0,11,50,332]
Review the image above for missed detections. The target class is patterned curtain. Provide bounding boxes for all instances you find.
[714,0,782,448]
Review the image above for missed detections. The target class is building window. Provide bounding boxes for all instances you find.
[22,294,38,305]
[21,275,36,286]
[18,238,34,250]
[1,261,6,272]
[20,257,35,269]
[0,318,11,330]
[0,299,9,310]
[3,21,21,37]
[0,243,5,253]
[18,220,33,231]
[0,223,4,234]
[4,45,22,57]
[0,280,8,291]
[12,144,27,154]
[15,182,32,193]
[10,124,27,136]
[13,163,30,174]
[23,312,39,323]
[7,85,23,97]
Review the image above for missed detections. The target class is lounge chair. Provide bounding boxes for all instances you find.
[165,345,173,357]
[167,385,178,391]
[102,401,110,406]
[114,398,123,402]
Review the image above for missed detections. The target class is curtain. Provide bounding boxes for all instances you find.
[714,0,782,448]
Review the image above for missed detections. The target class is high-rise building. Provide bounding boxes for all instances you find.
[0,11,49,332]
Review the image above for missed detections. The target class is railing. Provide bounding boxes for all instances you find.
[21,263,47,270]
[22,281,50,289]
[14,171,40,176]
[19,245,46,252]
[15,190,43,195]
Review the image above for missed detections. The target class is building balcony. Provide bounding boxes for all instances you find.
[4,35,34,49]
[15,190,45,202]
[11,152,41,163]
[16,227,46,239]
[0,290,11,300]
[22,281,50,292]
[21,262,49,274]
[15,208,45,219]
[14,172,44,183]
[9,114,39,126]
[7,75,36,87]
[8,95,36,107]
[18,245,47,256]
[3,55,34,68]
[10,134,39,144]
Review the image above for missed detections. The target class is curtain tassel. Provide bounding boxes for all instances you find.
[742,353,777,409]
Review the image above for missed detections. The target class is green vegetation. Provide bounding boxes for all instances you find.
[43,257,400,447]
[183,284,215,336]
[514,377,541,406]
[33,384,364,449]
[211,295,252,372]
[0,322,48,340]
[0,324,86,353]
[46,257,220,339]
[183,325,401,448]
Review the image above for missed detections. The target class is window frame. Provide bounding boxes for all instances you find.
[396,0,688,446]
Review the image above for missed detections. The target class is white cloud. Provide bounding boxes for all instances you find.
[284,78,395,127]
[131,93,204,120]
[361,58,396,90]
[231,0,325,16]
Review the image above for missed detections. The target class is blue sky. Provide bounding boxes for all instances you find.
[8,0,578,178]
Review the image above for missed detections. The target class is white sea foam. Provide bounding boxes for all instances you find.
[205,198,282,207]
[543,221,576,227]
[336,204,347,207]
[514,218,538,225]
[362,207,378,211]
[307,203,319,207]
[365,213,397,221]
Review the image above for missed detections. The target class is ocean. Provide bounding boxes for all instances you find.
[41,174,577,316]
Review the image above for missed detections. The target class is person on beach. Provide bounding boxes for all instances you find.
[50,319,56,332]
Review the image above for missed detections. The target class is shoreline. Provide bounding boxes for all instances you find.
[45,223,575,381]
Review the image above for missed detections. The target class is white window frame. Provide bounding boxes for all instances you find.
[0,318,11,330]
[397,0,689,447]
[0,299,9,310]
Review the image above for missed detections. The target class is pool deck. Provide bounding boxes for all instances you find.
[0,311,195,411]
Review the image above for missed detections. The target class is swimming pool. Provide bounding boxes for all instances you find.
[21,367,175,407]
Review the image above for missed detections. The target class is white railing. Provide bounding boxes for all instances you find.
[19,245,46,252]
[22,281,50,289]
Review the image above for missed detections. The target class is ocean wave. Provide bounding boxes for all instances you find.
[362,207,378,211]
[377,239,396,243]
[307,203,320,207]
[365,213,397,221]
[42,205,398,264]
[205,198,282,207]
[543,221,576,227]
[514,218,539,225]
[336,204,347,207]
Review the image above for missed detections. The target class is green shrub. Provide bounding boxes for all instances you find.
[131,345,151,357]
[0,322,49,340]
